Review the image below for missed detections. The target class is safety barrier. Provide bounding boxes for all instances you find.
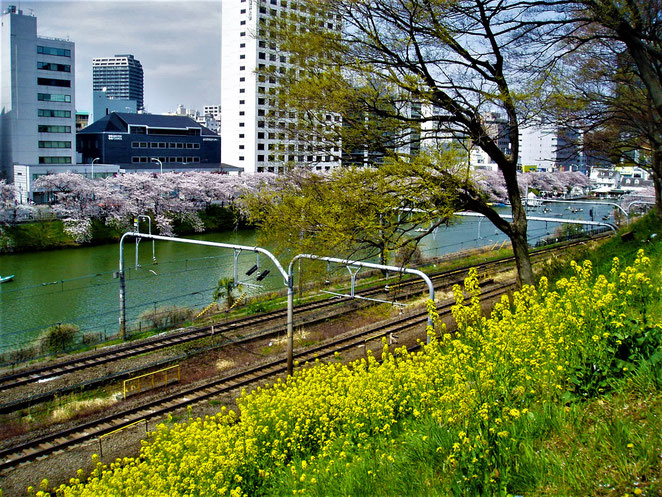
[97,418,147,458]
[123,364,180,400]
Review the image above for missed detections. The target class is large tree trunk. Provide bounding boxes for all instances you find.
[501,163,535,286]
[509,224,535,287]
[652,150,662,221]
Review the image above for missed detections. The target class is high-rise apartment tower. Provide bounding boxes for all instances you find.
[0,5,76,180]
[92,54,144,111]
[221,0,341,174]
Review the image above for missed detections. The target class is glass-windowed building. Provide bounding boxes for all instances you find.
[92,54,144,113]
[0,5,76,180]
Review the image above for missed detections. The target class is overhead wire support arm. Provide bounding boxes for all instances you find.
[118,232,290,342]
[286,254,437,375]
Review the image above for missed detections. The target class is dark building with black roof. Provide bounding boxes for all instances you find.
[77,112,227,172]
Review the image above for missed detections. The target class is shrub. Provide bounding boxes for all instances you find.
[40,323,80,355]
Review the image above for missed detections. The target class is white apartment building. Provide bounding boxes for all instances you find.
[518,124,558,171]
[0,5,76,181]
[221,0,342,174]
[203,104,221,121]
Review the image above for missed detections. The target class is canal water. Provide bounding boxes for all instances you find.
[0,201,616,352]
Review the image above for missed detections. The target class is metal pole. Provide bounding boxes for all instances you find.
[151,158,162,174]
[91,157,99,179]
[288,254,436,361]
[119,232,130,340]
[286,275,294,376]
[118,232,289,343]
[455,211,618,232]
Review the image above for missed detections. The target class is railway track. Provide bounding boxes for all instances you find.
[0,281,515,472]
[0,235,605,397]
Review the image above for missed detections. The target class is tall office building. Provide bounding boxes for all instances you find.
[92,54,144,112]
[221,1,341,174]
[0,5,76,180]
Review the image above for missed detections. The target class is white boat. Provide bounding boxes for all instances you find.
[0,274,14,283]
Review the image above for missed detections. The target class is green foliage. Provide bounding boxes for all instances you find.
[213,277,239,310]
[240,155,463,262]
[40,323,80,355]
[1,220,78,253]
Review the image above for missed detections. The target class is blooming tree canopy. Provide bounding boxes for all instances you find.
[31,172,276,238]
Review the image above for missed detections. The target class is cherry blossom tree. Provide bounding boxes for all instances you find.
[474,170,590,203]
[32,172,276,239]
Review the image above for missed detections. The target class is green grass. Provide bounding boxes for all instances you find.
[265,215,662,497]
[536,213,662,284]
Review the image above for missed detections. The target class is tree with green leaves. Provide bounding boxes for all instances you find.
[239,150,465,267]
[213,277,240,311]
[251,0,587,285]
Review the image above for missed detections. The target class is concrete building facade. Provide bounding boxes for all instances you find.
[0,5,76,180]
[221,0,342,174]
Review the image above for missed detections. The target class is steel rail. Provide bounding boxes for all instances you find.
[0,282,513,473]
[0,234,608,394]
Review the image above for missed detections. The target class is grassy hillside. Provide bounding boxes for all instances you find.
[18,215,662,497]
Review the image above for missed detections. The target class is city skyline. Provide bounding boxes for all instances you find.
[0,0,222,115]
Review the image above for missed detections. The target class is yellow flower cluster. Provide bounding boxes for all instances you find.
[42,251,658,496]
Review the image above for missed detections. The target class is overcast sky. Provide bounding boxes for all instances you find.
[2,0,222,114]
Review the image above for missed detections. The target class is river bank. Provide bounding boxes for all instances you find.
[0,205,243,254]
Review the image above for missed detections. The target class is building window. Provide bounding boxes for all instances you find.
[239,111,245,116]
[259,52,266,59]
[239,89,246,93]
[37,45,71,57]
[240,54,246,59]
[37,93,71,102]
[258,155,265,161]
[38,109,71,118]
[240,31,246,36]
[37,77,71,87]
[240,66,246,71]
[239,100,245,104]
[37,62,71,72]
[239,133,245,138]
[239,122,245,127]
[240,20,246,25]
[38,140,71,148]
[240,77,245,82]
[39,156,72,164]
[239,156,245,161]
[38,125,71,133]
[240,42,246,48]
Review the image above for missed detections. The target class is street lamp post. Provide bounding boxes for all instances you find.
[151,158,163,174]
[91,157,100,179]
